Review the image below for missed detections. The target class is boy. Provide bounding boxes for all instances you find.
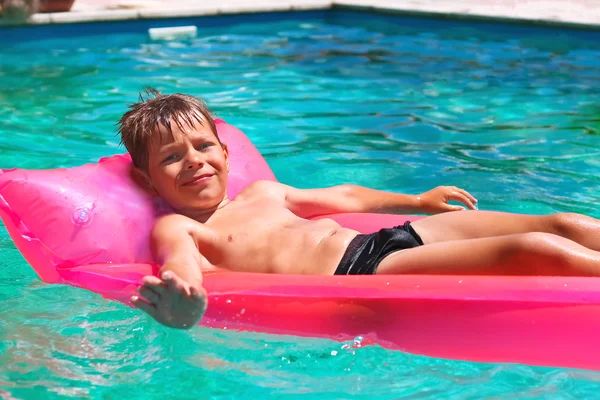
[119,89,600,329]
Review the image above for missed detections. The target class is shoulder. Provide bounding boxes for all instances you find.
[152,214,205,238]
[153,213,197,229]
[151,213,217,246]
[237,180,288,200]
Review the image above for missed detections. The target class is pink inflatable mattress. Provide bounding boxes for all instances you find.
[1,119,599,371]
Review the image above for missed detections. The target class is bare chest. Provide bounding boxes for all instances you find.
[198,197,352,274]
[205,198,296,241]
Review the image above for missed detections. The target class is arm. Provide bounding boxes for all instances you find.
[281,183,477,219]
[151,214,209,288]
[132,214,211,329]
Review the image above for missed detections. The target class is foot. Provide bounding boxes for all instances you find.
[131,271,207,329]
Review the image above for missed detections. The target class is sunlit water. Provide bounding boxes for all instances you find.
[1,10,600,399]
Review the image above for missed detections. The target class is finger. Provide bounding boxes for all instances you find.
[142,275,163,285]
[162,271,187,293]
[138,285,160,304]
[189,286,207,303]
[446,204,466,212]
[131,295,157,317]
[453,187,478,204]
[454,190,477,208]
[142,275,166,294]
[448,191,476,210]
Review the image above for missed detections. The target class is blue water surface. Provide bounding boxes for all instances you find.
[1,10,600,399]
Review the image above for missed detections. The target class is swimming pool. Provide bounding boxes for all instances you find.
[1,9,600,399]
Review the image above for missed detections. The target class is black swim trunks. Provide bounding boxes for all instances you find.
[334,221,424,275]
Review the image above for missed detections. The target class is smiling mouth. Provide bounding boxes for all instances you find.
[183,174,214,186]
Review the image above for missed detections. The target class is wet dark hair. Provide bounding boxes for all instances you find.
[118,87,218,170]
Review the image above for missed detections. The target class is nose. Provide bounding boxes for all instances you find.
[184,148,204,170]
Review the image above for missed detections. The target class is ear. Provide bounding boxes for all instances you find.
[221,142,230,172]
[131,166,158,196]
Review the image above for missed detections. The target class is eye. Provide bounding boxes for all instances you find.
[161,153,180,163]
[197,143,213,151]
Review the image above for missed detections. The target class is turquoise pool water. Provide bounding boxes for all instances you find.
[1,10,600,399]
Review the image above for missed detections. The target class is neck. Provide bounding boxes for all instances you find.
[177,195,231,223]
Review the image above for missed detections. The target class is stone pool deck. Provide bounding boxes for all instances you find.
[2,0,600,29]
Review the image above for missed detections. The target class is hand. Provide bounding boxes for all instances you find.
[131,271,207,329]
[418,186,477,214]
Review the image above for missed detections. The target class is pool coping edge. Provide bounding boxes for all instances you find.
[0,0,599,30]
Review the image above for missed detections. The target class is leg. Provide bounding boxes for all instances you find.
[376,232,600,276]
[412,211,600,251]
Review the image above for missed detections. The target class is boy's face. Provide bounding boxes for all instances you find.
[144,120,229,213]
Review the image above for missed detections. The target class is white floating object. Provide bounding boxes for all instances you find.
[148,26,197,41]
